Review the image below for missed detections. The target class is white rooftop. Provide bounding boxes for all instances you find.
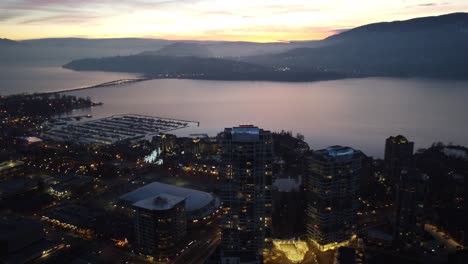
[442,147,468,160]
[24,136,43,143]
[133,193,185,211]
[120,182,215,213]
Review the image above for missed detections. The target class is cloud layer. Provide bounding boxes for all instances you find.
[1,0,467,41]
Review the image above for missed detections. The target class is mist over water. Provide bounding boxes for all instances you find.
[62,78,468,158]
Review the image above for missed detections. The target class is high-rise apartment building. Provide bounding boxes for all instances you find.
[394,169,429,242]
[307,146,362,251]
[384,135,414,183]
[219,125,274,264]
[133,193,187,258]
[271,178,305,239]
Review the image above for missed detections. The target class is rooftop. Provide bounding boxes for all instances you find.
[0,178,37,198]
[225,125,271,143]
[314,145,358,158]
[0,160,24,172]
[18,136,43,144]
[325,146,355,157]
[388,135,412,144]
[231,126,260,142]
[0,216,43,242]
[273,178,301,192]
[311,146,361,163]
[120,182,215,213]
[43,204,101,228]
[133,193,185,211]
[442,147,468,160]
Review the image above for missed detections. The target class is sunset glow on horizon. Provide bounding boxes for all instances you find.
[1,0,468,42]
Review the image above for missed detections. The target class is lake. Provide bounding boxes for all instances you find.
[60,77,468,158]
[0,66,138,95]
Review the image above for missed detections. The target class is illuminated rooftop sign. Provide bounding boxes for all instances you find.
[231,126,260,142]
[325,146,355,157]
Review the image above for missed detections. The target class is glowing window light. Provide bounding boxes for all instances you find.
[272,239,309,263]
[144,148,163,165]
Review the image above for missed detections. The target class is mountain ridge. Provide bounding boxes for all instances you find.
[0,38,20,46]
[48,12,468,81]
[242,12,468,79]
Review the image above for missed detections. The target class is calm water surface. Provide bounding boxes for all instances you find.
[0,66,138,95]
[65,78,468,158]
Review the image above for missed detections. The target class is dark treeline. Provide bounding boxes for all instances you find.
[0,93,93,118]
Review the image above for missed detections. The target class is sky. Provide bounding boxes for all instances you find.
[1,0,468,42]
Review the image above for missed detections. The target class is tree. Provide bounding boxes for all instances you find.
[296,133,305,141]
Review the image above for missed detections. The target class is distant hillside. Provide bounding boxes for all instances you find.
[204,41,322,57]
[63,55,345,81]
[243,13,468,79]
[141,42,214,57]
[19,38,172,49]
[139,41,322,58]
[0,38,175,67]
[0,37,313,67]
[0,38,19,46]
[325,12,468,43]
[60,13,468,81]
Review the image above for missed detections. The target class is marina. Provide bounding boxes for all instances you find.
[42,114,198,145]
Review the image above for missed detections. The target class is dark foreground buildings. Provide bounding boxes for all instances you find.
[218,125,274,264]
[384,135,414,184]
[271,178,305,239]
[0,217,59,264]
[393,169,430,243]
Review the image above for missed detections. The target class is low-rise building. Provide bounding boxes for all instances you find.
[0,160,25,179]
[47,174,94,198]
[120,181,221,224]
[0,216,60,264]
